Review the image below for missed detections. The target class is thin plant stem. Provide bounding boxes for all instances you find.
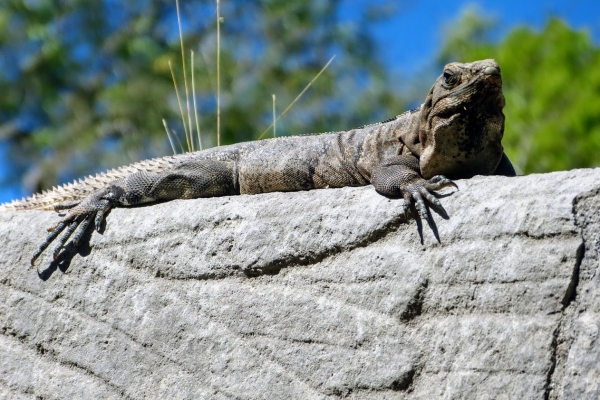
[216,0,221,146]
[169,60,191,151]
[272,94,276,138]
[172,130,185,153]
[258,55,336,140]
[191,50,202,150]
[176,0,194,152]
[162,119,177,155]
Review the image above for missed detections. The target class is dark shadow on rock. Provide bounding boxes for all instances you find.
[37,261,58,281]
[410,203,425,245]
[421,192,456,243]
[380,189,455,244]
[37,244,78,280]
[407,202,441,244]
[424,204,441,243]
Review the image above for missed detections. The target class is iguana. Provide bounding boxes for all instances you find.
[0,59,515,266]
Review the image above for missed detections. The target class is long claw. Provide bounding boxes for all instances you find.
[424,175,458,192]
[419,187,442,207]
[411,191,429,220]
[52,221,79,260]
[403,192,412,220]
[418,187,447,215]
[32,222,68,266]
[54,201,81,212]
[94,200,111,232]
[72,214,93,246]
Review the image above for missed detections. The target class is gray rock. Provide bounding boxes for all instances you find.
[1,168,599,399]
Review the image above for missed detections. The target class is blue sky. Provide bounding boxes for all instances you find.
[366,0,599,72]
[1,0,599,204]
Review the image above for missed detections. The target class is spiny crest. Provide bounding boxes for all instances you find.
[297,113,411,138]
[0,153,190,212]
[357,108,421,130]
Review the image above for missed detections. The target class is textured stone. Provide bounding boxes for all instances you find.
[1,168,599,399]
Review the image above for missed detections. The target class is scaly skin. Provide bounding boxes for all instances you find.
[0,59,515,266]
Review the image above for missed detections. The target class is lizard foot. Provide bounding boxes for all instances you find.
[402,175,458,220]
[31,192,114,266]
[371,157,459,221]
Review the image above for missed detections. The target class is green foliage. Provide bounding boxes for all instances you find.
[439,9,600,173]
[0,0,404,195]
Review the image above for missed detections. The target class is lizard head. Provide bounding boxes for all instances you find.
[418,59,505,179]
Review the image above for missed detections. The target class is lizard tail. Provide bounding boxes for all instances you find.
[0,154,185,211]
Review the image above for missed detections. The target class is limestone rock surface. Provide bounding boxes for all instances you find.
[1,168,600,399]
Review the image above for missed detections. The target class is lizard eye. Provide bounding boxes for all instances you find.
[443,69,459,86]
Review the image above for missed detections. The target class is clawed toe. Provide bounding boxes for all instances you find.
[53,201,81,212]
[424,175,458,191]
[409,190,429,220]
[52,221,79,260]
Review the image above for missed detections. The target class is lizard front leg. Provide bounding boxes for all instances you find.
[32,159,239,266]
[371,154,457,220]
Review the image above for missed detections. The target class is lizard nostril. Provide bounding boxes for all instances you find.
[483,66,500,75]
